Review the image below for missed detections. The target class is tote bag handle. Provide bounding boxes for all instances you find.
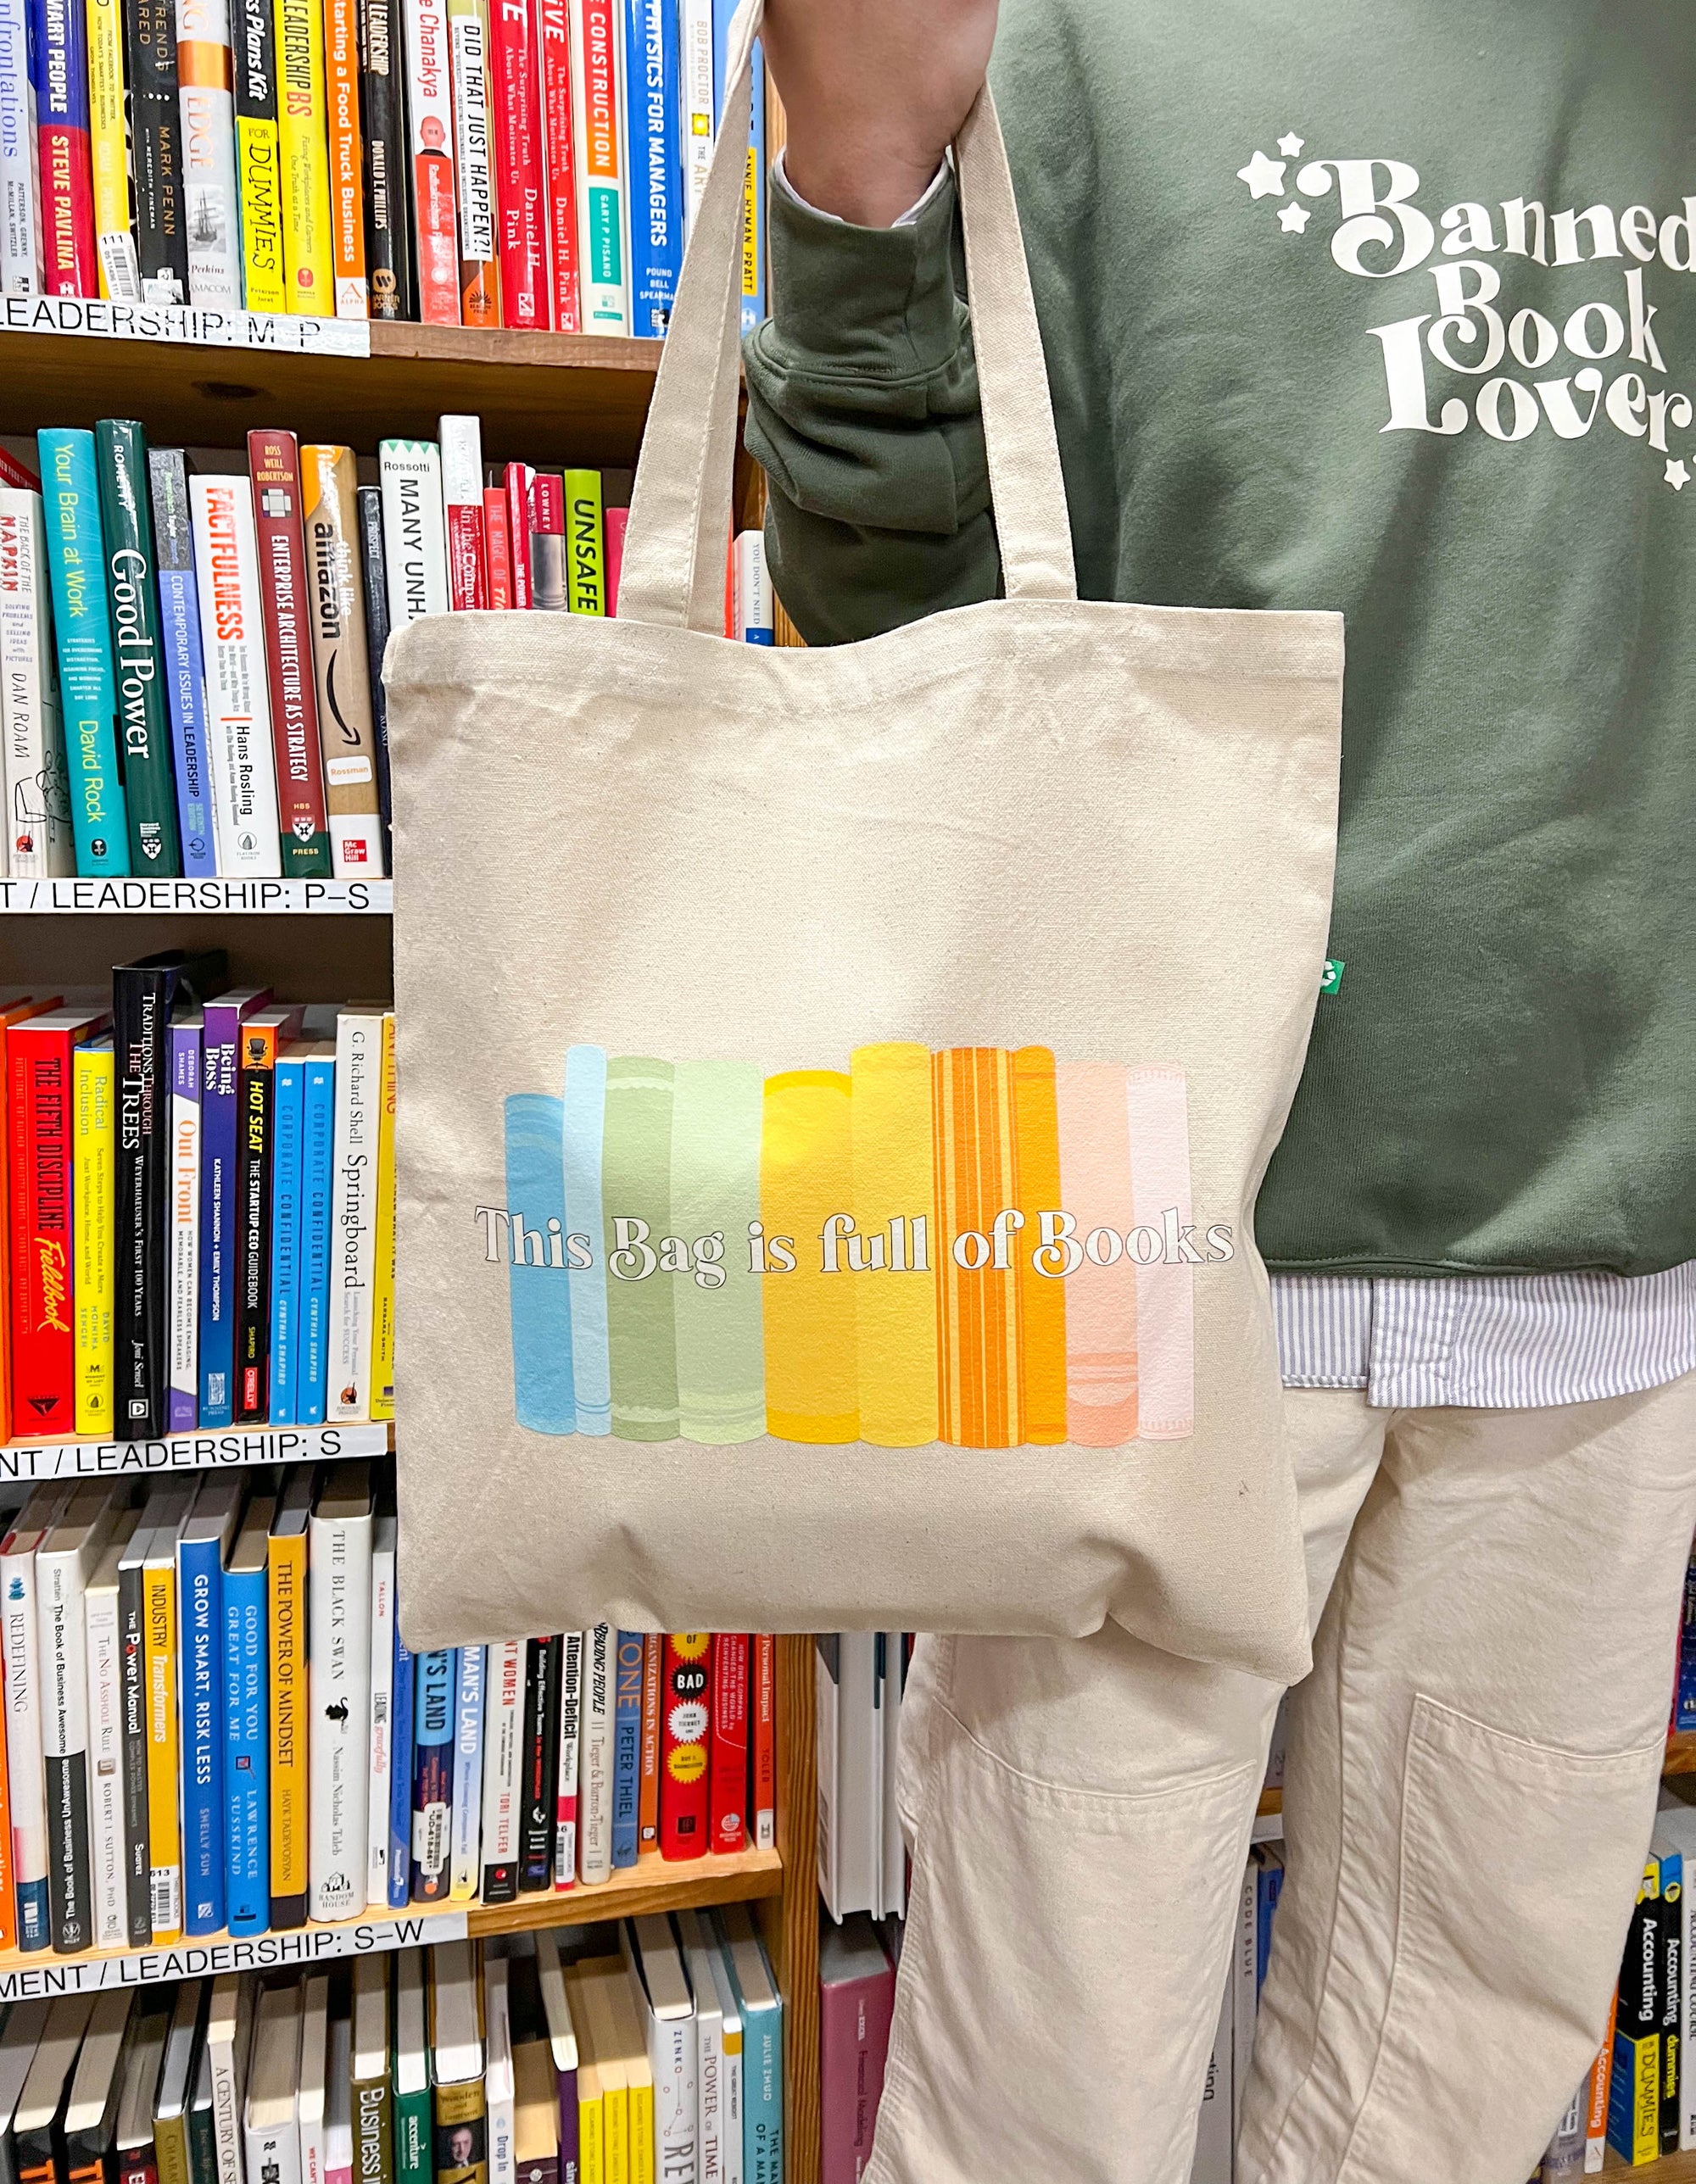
[616,0,1079,632]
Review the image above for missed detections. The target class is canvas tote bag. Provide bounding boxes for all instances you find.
[387,0,1343,1681]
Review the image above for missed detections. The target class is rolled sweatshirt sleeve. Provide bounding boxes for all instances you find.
[741,165,997,647]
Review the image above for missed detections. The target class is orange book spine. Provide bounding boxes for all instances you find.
[637,1631,661,1854]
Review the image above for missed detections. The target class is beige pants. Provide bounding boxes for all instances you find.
[864,1376,1696,2184]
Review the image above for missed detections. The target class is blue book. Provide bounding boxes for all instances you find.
[298,1043,336,1426]
[198,988,271,1425]
[450,1643,485,1897]
[611,1631,643,1868]
[624,0,681,337]
[178,1480,239,1936]
[35,429,130,875]
[1255,1849,1284,1992]
[717,1904,784,2184]
[410,1647,456,1903]
[267,1048,306,1424]
[388,1623,415,1908]
[709,0,765,333]
[221,1497,270,1934]
[146,448,216,876]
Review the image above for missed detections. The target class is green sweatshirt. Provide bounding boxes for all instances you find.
[744,0,1696,1281]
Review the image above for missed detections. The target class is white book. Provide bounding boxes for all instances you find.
[439,415,483,521]
[533,1928,578,2082]
[553,1630,583,1890]
[37,1484,120,1954]
[627,1915,697,2184]
[813,1636,839,1916]
[481,1639,525,1895]
[83,1511,139,1949]
[1232,1853,1258,2137]
[0,1479,65,1950]
[484,1950,516,2184]
[732,532,770,644]
[205,1973,256,2184]
[0,2003,48,2141]
[677,1913,725,2184]
[677,0,712,246]
[0,487,70,877]
[366,1513,396,1908]
[308,1462,374,1919]
[296,1975,331,2184]
[326,1006,384,1420]
[568,0,628,332]
[879,1635,905,1919]
[446,17,494,276]
[189,471,285,878]
[0,0,38,293]
[1189,1979,1231,2184]
[378,442,450,630]
[246,1980,304,2184]
[577,1623,613,1886]
[173,0,237,305]
[703,1928,742,2184]
[449,1641,484,1901]
[324,2010,353,2184]
[169,1010,203,1420]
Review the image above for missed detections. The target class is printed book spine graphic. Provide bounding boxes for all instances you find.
[95,421,182,873]
[527,471,561,610]
[439,416,488,610]
[173,0,243,305]
[327,1009,380,1419]
[308,1495,371,1919]
[621,0,676,337]
[168,1017,203,1430]
[521,1630,561,1889]
[488,0,541,326]
[232,0,285,309]
[268,1051,304,1422]
[142,1533,183,1936]
[501,461,531,609]
[566,0,624,332]
[299,1045,336,1422]
[3,1530,51,1947]
[482,488,512,607]
[357,0,408,318]
[365,1520,393,1905]
[118,1527,151,1942]
[659,1633,709,1861]
[31,0,98,294]
[737,33,762,333]
[112,962,172,1440]
[180,1518,226,1932]
[267,1509,307,1927]
[274,0,333,310]
[147,450,217,877]
[86,0,141,296]
[126,0,189,303]
[196,996,248,1426]
[0,488,74,880]
[188,472,286,879]
[446,0,498,324]
[637,1630,659,1854]
[354,485,393,865]
[0,0,40,292]
[409,1644,454,1902]
[610,1630,641,1869]
[369,1013,396,1420]
[400,0,458,323]
[1659,1847,1681,2157]
[37,428,129,874]
[321,0,365,316]
[11,1021,82,1429]
[708,1630,746,1854]
[233,1015,279,1422]
[449,1641,484,1900]
[377,441,449,627]
[73,1042,115,1436]
[249,428,332,873]
[562,469,601,615]
[534,0,576,331]
[552,1626,582,1890]
[750,1634,774,1851]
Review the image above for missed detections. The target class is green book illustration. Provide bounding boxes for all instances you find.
[96,420,183,874]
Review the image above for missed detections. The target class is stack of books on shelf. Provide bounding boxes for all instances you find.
[0,0,769,333]
[1,964,398,1443]
[0,1461,781,1957]
[0,418,773,885]
[0,1916,784,2184]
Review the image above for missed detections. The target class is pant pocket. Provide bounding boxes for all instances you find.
[1339,1694,1665,2184]
[866,1699,1259,2184]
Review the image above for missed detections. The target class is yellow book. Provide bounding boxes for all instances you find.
[236,8,287,315]
[1012,1045,1068,1445]
[85,0,138,298]
[600,1964,653,2184]
[273,0,333,310]
[848,1043,937,1448]
[267,1474,312,1924]
[142,1485,192,1940]
[563,1964,610,2184]
[760,1071,856,1444]
[571,1966,629,2184]
[369,1011,397,1419]
[72,1037,115,1436]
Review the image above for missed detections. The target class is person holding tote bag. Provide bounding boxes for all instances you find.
[746,2,1696,2181]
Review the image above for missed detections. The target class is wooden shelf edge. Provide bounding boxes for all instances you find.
[1665,1732,1696,1776]
[468,1845,783,1936]
[368,324,663,376]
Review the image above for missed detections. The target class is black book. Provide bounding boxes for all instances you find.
[357,0,410,319]
[519,1635,562,1891]
[113,951,226,1440]
[123,0,189,304]
[116,1519,152,1947]
[1661,1854,1682,2155]
[233,1008,294,1424]
[354,487,393,871]
[63,1990,135,2184]
[13,1995,97,2184]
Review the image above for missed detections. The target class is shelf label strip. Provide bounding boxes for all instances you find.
[0,1422,388,1479]
[1,294,371,356]
[0,1913,466,1997]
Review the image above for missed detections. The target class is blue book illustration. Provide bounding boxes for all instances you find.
[388,1623,415,1908]
[35,429,130,875]
[624,0,681,337]
[710,0,765,333]
[221,1521,269,1934]
[267,1049,305,1424]
[298,1045,336,1426]
[147,448,216,876]
[504,1095,575,1434]
[451,1644,485,1895]
[561,1048,610,1435]
[198,989,271,1425]
[611,1631,644,1869]
[410,1647,456,1903]
[717,1907,785,2184]
[178,1485,238,1935]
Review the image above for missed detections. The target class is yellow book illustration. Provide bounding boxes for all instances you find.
[85,0,139,298]
[73,1038,115,1436]
[1013,1045,1068,1444]
[267,1486,310,1923]
[142,1510,187,1940]
[760,1071,856,1444]
[849,1043,936,1447]
[273,0,333,310]
[369,1011,397,1419]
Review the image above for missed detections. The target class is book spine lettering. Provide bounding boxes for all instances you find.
[489,0,541,325]
[534,0,575,329]
[233,0,285,309]
[400,0,458,322]
[127,0,190,302]
[147,449,216,875]
[552,1626,581,1888]
[37,427,130,872]
[322,0,365,314]
[87,0,142,295]
[447,0,498,323]
[175,0,243,304]
[275,0,332,309]
[0,0,40,292]
[356,0,408,316]
[248,427,332,872]
[189,472,285,878]
[31,0,98,294]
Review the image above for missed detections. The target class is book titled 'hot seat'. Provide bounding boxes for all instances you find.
[484,1043,1230,1452]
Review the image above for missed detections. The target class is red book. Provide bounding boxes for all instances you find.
[603,504,627,618]
[36,6,97,301]
[491,0,545,326]
[505,463,533,609]
[750,1633,776,1851]
[116,2153,157,2184]
[441,417,488,609]
[536,0,579,332]
[708,1632,749,1854]
[0,996,62,1445]
[658,1632,711,1861]
[820,1919,896,2184]
[637,1631,661,1854]
[8,1006,109,1437]
[0,448,36,490]
[246,432,332,876]
[483,488,514,607]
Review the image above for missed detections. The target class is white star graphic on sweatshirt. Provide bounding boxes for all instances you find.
[1278,203,1310,232]
[1667,459,1690,490]
[1277,132,1304,156]
[1236,149,1287,199]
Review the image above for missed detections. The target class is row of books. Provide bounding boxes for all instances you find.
[0,1915,785,2184]
[0,971,397,1444]
[0,419,770,884]
[813,1635,906,1928]
[1,0,771,334]
[1676,1544,1696,1733]
[0,1462,779,1954]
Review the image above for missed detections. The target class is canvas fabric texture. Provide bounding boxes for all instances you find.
[867,1373,1696,2184]
[385,0,1341,1665]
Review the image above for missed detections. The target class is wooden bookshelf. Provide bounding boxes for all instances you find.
[468,1843,783,1936]
[1665,1733,1696,1775]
